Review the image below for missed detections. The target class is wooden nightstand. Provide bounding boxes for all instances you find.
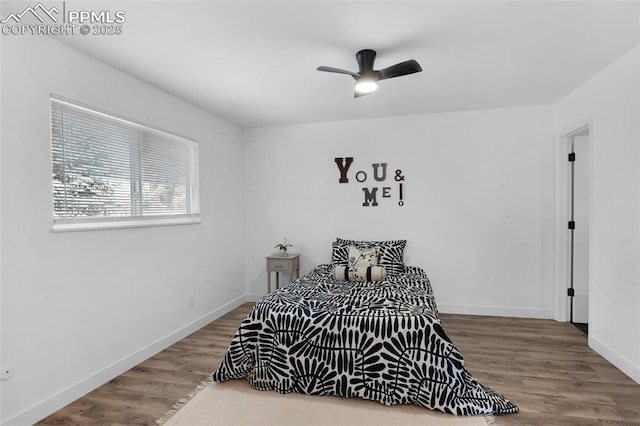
[266,253,300,293]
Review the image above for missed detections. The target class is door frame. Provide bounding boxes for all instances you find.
[554,118,593,322]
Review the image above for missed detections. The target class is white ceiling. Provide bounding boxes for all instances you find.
[47,1,640,128]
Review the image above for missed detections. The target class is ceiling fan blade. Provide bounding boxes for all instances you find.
[378,59,422,80]
[317,66,358,79]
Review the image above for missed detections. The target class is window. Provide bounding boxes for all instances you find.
[50,95,200,231]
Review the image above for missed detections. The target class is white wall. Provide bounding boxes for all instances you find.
[0,35,244,424]
[243,106,556,318]
[554,45,640,384]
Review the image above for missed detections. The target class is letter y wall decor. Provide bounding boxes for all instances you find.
[334,157,405,207]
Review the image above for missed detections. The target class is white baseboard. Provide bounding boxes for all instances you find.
[589,334,640,385]
[437,303,554,319]
[3,295,248,426]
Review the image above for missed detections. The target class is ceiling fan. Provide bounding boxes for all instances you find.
[317,49,422,98]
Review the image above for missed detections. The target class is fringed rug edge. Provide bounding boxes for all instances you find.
[155,374,214,425]
[156,377,502,426]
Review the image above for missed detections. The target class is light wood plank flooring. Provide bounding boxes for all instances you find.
[38,303,640,425]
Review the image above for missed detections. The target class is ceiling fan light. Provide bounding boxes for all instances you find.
[355,79,378,94]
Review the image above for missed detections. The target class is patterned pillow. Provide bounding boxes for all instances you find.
[331,240,350,265]
[333,238,406,276]
[348,245,378,267]
[334,265,387,282]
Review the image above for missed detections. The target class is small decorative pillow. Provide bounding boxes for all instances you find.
[348,245,378,267]
[334,265,387,282]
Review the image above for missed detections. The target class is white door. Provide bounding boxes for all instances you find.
[570,132,590,324]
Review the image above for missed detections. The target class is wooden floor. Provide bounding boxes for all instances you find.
[439,314,640,425]
[38,303,640,426]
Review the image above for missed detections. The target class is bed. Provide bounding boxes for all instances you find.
[212,238,518,416]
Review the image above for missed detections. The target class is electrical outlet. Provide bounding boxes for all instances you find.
[189,294,195,307]
[1,365,16,381]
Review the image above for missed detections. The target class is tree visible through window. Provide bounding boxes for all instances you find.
[50,96,200,230]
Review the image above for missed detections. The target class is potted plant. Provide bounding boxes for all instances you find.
[274,237,293,256]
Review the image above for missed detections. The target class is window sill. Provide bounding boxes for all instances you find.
[52,215,201,232]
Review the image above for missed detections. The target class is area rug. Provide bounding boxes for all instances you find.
[157,378,493,426]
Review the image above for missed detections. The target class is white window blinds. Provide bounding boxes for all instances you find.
[50,96,200,230]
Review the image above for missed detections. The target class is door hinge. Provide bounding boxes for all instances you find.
[568,221,575,230]
[567,288,575,297]
[568,152,576,162]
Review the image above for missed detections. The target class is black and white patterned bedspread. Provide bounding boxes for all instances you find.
[212,264,518,415]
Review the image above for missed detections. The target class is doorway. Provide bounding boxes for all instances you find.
[565,126,590,333]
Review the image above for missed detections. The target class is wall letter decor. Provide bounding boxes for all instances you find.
[362,187,379,206]
[334,157,406,207]
[372,163,387,181]
[334,157,354,183]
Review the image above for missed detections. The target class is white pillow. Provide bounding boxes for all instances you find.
[348,245,378,267]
